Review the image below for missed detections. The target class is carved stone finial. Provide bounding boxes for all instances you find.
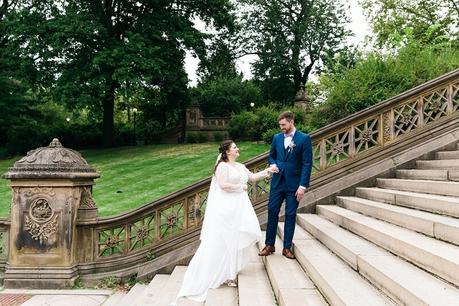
[49,138,63,148]
[294,82,310,111]
[4,138,99,180]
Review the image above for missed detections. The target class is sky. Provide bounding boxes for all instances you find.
[184,0,373,86]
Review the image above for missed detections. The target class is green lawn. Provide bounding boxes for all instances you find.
[0,142,269,218]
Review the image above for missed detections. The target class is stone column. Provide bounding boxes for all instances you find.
[294,83,311,112]
[3,138,100,288]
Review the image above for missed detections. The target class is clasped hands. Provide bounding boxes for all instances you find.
[265,165,305,202]
[267,165,279,174]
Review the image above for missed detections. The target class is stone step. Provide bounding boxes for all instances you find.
[131,274,170,306]
[396,169,448,181]
[278,224,395,306]
[102,292,126,306]
[436,150,459,160]
[205,287,237,306]
[396,169,459,181]
[377,178,459,197]
[116,283,147,306]
[317,205,459,286]
[238,244,277,306]
[416,159,459,170]
[154,266,189,306]
[356,187,459,217]
[257,230,327,306]
[337,196,459,245]
[297,214,459,306]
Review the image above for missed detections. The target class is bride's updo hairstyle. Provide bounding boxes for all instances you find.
[213,140,234,175]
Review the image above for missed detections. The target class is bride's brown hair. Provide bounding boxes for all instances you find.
[212,140,234,175]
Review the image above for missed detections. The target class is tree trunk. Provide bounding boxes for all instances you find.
[102,80,117,147]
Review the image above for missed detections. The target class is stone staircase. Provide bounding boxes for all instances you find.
[102,143,459,306]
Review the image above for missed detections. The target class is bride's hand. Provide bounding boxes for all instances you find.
[242,184,248,191]
[267,165,279,173]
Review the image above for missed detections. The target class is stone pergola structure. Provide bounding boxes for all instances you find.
[3,138,99,288]
[185,104,230,140]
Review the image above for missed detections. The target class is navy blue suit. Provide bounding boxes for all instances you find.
[265,130,313,249]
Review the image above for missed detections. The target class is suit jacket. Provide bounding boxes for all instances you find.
[268,131,313,192]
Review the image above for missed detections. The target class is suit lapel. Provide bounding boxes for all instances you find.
[277,134,286,161]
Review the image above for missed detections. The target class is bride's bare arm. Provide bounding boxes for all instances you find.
[216,163,244,192]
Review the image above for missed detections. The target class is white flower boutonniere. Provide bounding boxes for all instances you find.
[288,140,296,152]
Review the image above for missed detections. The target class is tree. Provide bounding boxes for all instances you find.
[193,76,262,116]
[197,39,239,84]
[360,0,459,47]
[8,0,234,147]
[236,0,351,99]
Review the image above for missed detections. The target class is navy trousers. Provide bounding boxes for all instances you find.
[264,181,299,249]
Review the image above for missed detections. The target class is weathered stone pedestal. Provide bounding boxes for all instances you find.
[3,139,100,288]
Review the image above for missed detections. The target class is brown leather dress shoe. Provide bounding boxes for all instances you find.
[282,248,296,259]
[258,245,275,256]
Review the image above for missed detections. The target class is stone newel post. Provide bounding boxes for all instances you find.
[3,139,100,288]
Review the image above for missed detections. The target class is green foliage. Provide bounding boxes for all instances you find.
[229,104,311,141]
[312,39,459,127]
[95,276,124,289]
[197,40,239,84]
[255,77,296,105]
[186,132,209,143]
[194,76,262,117]
[197,133,209,143]
[360,0,459,48]
[237,0,351,94]
[228,111,258,140]
[5,0,235,147]
[213,132,225,142]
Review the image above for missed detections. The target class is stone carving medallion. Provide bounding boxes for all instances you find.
[24,198,58,245]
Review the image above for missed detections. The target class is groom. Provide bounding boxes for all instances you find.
[259,111,313,259]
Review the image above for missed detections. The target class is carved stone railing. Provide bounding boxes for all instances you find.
[310,70,459,175]
[201,117,231,128]
[2,69,459,282]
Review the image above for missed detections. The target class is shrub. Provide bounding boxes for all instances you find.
[213,132,224,142]
[228,111,258,140]
[197,132,208,143]
[186,132,198,143]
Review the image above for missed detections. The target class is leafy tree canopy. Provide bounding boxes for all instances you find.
[235,0,351,100]
[6,0,235,146]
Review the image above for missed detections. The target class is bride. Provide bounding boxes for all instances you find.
[173,140,275,304]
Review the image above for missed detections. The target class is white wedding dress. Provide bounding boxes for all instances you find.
[173,162,268,304]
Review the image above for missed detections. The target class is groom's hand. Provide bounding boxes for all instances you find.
[295,187,305,202]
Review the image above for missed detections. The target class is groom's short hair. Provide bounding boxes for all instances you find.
[278,111,294,122]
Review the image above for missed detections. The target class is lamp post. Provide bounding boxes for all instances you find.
[133,108,138,145]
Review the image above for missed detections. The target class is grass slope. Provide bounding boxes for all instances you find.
[0,142,269,217]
